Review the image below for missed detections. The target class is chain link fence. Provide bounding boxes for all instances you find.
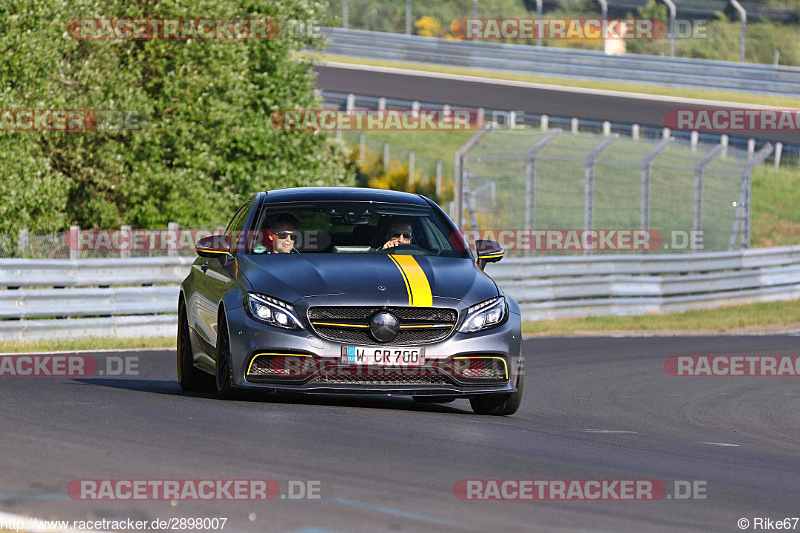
[458,128,772,256]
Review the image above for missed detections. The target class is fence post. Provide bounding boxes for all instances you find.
[525,129,561,257]
[454,126,491,230]
[406,0,412,35]
[641,137,673,232]
[359,132,366,163]
[383,142,390,171]
[167,222,179,257]
[69,225,80,260]
[662,0,676,57]
[342,0,348,29]
[721,134,729,158]
[602,121,611,136]
[17,228,29,258]
[378,97,386,112]
[571,117,579,134]
[435,159,443,199]
[408,150,415,185]
[584,135,618,254]
[747,138,755,161]
[535,0,543,46]
[540,115,549,131]
[598,0,608,52]
[693,145,724,252]
[411,100,420,117]
[730,0,747,63]
[120,225,132,258]
[662,127,670,139]
[632,124,640,141]
[729,143,773,249]
[690,131,699,152]
[346,93,355,112]
[774,142,783,169]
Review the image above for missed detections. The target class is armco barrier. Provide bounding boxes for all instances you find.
[485,244,800,321]
[0,246,798,340]
[320,27,800,97]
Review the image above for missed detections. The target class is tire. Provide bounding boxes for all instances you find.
[412,396,456,403]
[215,312,241,400]
[177,298,213,392]
[469,372,524,416]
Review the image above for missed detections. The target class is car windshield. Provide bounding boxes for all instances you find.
[251,200,471,258]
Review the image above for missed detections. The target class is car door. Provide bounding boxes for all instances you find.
[193,200,252,354]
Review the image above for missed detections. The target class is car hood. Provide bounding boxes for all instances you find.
[236,253,499,307]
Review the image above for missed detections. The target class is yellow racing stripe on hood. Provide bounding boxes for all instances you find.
[388,255,433,307]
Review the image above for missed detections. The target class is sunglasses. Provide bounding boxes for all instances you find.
[391,232,412,239]
[275,231,298,241]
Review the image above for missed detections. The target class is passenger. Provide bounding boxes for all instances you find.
[266,214,300,254]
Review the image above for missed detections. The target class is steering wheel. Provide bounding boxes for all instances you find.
[373,243,429,255]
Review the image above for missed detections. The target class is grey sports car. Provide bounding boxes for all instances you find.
[178,187,524,415]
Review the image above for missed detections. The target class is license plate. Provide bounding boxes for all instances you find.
[341,346,425,366]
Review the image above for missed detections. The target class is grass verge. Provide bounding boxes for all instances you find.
[522,300,800,336]
[0,336,174,354]
[312,53,800,108]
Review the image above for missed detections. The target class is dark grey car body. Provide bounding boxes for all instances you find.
[178,188,524,414]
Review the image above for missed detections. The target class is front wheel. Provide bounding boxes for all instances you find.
[177,299,213,391]
[215,313,241,400]
[469,372,524,416]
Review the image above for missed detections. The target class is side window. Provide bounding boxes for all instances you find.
[225,203,251,238]
[225,202,252,252]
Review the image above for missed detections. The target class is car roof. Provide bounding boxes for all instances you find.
[262,187,430,206]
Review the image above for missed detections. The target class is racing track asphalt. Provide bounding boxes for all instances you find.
[314,64,800,146]
[1,335,799,532]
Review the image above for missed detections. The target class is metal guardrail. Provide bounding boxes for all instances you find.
[1,245,798,340]
[0,258,192,342]
[321,27,800,96]
[486,244,800,321]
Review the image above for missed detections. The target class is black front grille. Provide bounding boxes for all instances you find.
[308,306,458,345]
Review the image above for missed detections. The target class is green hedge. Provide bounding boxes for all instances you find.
[0,0,355,235]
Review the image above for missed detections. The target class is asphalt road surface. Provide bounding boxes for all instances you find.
[1,335,799,532]
[315,64,800,146]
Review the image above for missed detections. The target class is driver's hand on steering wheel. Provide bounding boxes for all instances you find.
[381,239,406,249]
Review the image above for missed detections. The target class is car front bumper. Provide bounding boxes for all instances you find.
[225,305,523,397]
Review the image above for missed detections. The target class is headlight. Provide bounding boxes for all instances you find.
[459,296,507,333]
[244,293,304,330]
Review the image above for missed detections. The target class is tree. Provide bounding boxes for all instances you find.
[0,0,354,236]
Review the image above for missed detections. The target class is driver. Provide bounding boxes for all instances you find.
[266,214,300,254]
[380,219,413,250]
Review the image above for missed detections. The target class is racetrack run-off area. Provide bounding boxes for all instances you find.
[1,335,798,532]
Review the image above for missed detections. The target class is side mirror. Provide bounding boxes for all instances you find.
[196,234,231,259]
[475,239,504,270]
